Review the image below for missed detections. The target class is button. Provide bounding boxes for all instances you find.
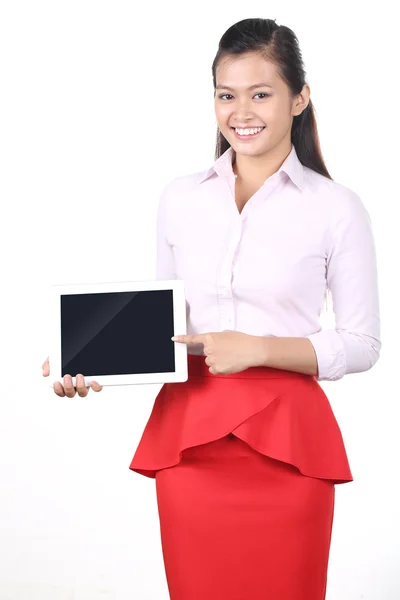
[220,288,231,296]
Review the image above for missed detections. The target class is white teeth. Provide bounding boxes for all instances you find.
[235,127,264,135]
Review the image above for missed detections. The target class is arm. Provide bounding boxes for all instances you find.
[256,336,318,377]
[256,189,381,381]
[156,179,177,280]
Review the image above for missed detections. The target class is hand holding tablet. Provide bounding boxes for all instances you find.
[45,279,188,389]
[42,357,103,397]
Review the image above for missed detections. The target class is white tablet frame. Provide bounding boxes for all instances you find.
[48,279,188,387]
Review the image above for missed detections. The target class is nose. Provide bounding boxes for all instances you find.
[232,97,255,123]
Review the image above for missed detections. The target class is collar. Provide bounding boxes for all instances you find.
[197,143,305,191]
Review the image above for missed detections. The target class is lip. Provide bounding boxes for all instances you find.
[232,126,264,129]
[231,126,265,141]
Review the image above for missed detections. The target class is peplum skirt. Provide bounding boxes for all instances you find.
[130,353,353,484]
[129,353,353,600]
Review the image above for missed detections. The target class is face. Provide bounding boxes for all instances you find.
[214,52,309,158]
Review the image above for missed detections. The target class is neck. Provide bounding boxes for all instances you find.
[232,141,292,184]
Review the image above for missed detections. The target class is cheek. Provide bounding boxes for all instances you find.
[269,101,291,123]
[214,102,230,120]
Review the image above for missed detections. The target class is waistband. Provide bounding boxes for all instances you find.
[187,352,314,380]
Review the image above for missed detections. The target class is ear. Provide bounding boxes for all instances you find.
[293,83,311,116]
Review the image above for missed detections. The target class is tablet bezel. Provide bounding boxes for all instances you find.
[48,279,188,387]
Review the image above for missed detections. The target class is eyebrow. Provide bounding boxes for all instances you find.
[215,82,274,90]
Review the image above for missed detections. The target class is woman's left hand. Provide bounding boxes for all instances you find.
[171,330,266,375]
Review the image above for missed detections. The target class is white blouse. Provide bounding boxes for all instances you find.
[155,144,381,381]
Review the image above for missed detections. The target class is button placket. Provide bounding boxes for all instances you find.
[216,214,242,330]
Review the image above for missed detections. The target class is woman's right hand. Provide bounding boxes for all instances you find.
[42,357,103,397]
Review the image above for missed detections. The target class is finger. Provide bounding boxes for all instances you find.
[63,374,76,398]
[90,381,103,392]
[53,381,66,397]
[172,334,204,345]
[42,357,50,377]
[75,374,89,398]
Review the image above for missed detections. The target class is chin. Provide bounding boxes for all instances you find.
[234,143,268,152]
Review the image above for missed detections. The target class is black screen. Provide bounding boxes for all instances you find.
[60,289,175,377]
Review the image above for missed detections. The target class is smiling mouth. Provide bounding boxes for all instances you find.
[231,126,266,139]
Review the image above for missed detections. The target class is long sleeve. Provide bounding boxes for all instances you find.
[156,179,177,280]
[307,190,381,381]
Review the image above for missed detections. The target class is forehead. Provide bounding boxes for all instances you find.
[216,53,279,88]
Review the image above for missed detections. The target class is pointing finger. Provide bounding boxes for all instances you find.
[172,334,205,345]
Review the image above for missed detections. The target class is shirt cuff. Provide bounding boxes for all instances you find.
[306,330,347,381]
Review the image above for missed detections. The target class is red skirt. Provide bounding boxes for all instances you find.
[156,434,335,599]
[129,354,353,599]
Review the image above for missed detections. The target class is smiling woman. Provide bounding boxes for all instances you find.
[127,16,381,600]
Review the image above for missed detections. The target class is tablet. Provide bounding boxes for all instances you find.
[48,279,188,387]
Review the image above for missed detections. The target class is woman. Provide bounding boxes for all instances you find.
[43,18,381,600]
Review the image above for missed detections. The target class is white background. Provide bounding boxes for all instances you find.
[0,1,398,598]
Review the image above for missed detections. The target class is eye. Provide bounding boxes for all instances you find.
[217,93,270,100]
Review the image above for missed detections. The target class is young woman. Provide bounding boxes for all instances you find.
[43,17,381,600]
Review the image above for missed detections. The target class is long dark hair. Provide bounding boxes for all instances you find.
[212,18,333,180]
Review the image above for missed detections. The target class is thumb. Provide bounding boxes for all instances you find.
[42,357,49,377]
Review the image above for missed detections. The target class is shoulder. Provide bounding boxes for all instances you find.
[159,168,211,207]
[302,166,369,221]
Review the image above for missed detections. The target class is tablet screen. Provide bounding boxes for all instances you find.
[60,290,175,377]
